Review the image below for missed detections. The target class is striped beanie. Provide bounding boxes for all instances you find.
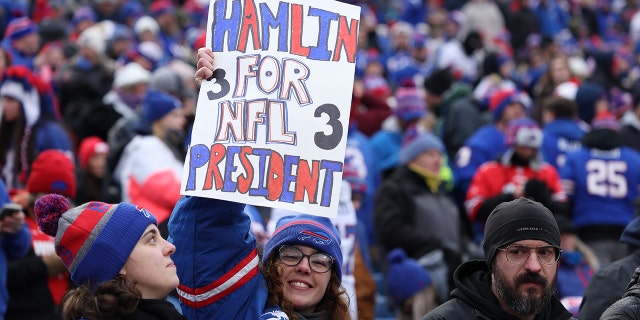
[263,214,342,280]
[5,17,37,40]
[393,87,426,122]
[34,194,157,289]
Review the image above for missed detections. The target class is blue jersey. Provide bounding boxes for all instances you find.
[454,125,506,195]
[169,197,267,319]
[542,119,588,170]
[560,146,640,228]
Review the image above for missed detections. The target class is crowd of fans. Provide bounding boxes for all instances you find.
[2,0,640,319]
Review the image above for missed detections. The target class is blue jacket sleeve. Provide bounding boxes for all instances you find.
[168,196,267,320]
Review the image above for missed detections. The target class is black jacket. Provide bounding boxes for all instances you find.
[114,299,186,320]
[600,266,640,319]
[5,247,65,320]
[422,260,574,320]
[578,250,640,320]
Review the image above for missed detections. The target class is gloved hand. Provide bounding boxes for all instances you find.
[524,178,552,204]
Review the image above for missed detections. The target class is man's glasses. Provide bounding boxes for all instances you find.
[498,245,562,265]
[278,245,334,273]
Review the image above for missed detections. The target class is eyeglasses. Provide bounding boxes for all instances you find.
[278,245,334,273]
[498,245,562,265]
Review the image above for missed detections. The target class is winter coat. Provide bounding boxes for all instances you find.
[422,260,574,320]
[578,250,640,320]
[599,266,640,320]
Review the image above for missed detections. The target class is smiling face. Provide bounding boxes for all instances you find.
[491,239,558,317]
[120,224,178,299]
[279,245,332,313]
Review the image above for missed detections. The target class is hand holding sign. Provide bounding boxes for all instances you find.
[182,0,360,218]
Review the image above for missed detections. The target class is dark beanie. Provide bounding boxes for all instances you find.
[424,68,453,95]
[483,197,561,266]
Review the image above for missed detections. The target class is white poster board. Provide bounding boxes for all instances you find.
[181,0,361,217]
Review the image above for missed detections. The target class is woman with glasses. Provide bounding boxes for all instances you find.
[167,48,350,320]
[169,195,350,320]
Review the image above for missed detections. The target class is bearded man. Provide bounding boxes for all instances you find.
[423,197,575,320]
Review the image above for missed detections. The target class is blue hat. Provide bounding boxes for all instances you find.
[72,7,97,27]
[399,132,444,164]
[386,248,431,305]
[5,17,37,40]
[142,89,182,124]
[263,214,342,280]
[489,89,531,122]
[34,194,157,290]
[621,216,640,248]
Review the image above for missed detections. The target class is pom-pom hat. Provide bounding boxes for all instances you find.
[386,248,432,306]
[34,194,157,289]
[263,214,342,280]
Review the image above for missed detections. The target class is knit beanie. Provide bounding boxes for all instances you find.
[423,68,453,96]
[591,110,620,131]
[134,16,160,37]
[342,162,367,195]
[386,248,432,306]
[142,89,182,123]
[78,136,109,170]
[483,197,560,266]
[505,117,543,148]
[113,62,151,89]
[34,194,157,289]
[150,0,175,18]
[5,17,38,40]
[621,216,640,249]
[72,7,97,27]
[150,67,192,99]
[27,150,76,198]
[263,214,343,280]
[393,87,426,122]
[489,89,530,122]
[399,132,445,164]
[575,82,606,125]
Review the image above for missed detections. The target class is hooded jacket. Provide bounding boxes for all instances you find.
[422,260,574,320]
[599,266,640,320]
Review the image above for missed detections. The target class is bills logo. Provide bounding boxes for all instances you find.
[298,230,332,245]
[57,246,73,267]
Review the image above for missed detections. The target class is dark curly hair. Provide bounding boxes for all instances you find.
[261,253,350,320]
[61,275,141,320]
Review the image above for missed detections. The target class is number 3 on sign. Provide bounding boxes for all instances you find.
[586,159,628,198]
